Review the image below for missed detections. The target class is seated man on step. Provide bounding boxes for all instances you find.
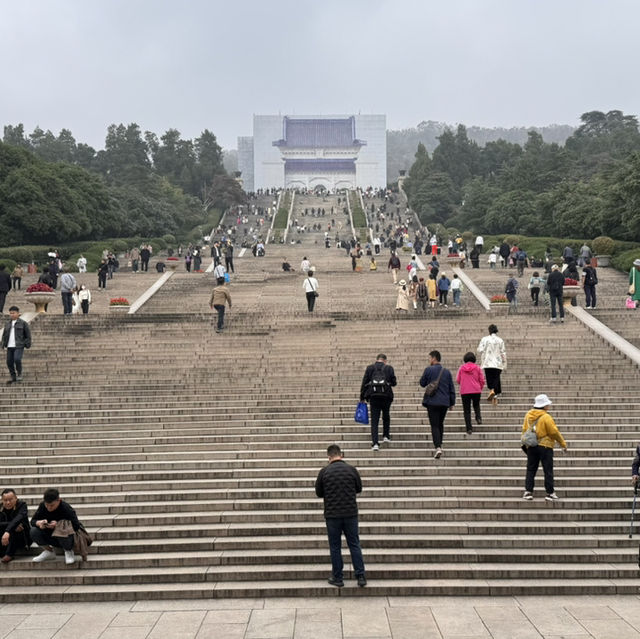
[0,488,31,563]
[30,488,81,565]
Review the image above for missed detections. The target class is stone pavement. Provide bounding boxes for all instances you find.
[3,595,640,638]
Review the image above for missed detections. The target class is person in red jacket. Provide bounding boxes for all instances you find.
[455,352,486,435]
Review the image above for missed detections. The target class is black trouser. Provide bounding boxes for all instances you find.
[81,299,89,314]
[550,291,564,319]
[484,368,502,396]
[141,259,149,272]
[30,527,74,551]
[584,284,596,307]
[213,304,225,330]
[525,446,554,494]
[6,347,24,380]
[306,292,316,312]
[98,273,107,289]
[369,397,392,445]
[12,277,21,290]
[461,393,481,432]
[439,290,448,305]
[0,290,7,314]
[0,524,30,557]
[530,287,540,306]
[61,291,73,314]
[225,257,234,273]
[426,405,448,448]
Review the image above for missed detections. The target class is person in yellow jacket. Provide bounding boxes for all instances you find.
[522,394,567,501]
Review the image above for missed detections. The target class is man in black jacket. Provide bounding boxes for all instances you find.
[547,265,565,323]
[30,488,81,565]
[315,445,366,588]
[360,354,397,450]
[0,488,31,563]
[2,306,31,384]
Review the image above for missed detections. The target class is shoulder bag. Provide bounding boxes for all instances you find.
[423,367,445,399]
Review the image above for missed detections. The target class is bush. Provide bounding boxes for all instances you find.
[112,239,128,253]
[0,247,33,264]
[611,249,640,273]
[0,259,17,273]
[503,235,522,246]
[162,234,176,245]
[462,231,474,245]
[592,235,615,255]
[151,237,167,250]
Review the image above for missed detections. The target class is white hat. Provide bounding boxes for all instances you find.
[398,279,407,286]
[533,394,553,408]
[633,259,640,267]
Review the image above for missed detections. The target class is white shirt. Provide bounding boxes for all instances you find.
[213,264,226,279]
[7,320,16,348]
[450,278,461,291]
[301,260,310,272]
[475,236,484,245]
[478,334,507,370]
[303,277,319,293]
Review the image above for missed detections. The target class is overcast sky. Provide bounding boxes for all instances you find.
[1,0,639,151]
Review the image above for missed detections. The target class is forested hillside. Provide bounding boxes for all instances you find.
[0,123,245,246]
[387,121,575,181]
[402,110,640,241]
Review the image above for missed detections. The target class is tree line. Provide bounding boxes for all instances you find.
[0,123,245,246]
[402,110,640,242]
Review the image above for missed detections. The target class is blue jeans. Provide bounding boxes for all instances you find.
[325,516,365,580]
[61,291,73,314]
[453,290,461,306]
[213,304,225,330]
[6,347,23,379]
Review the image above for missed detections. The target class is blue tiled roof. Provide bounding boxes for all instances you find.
[274,117,364,148]
[285,159,356,172]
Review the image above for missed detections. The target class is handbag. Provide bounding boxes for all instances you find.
[630,282,636,296]
[354,401,369,425]
[308,277,319,297]
[521,416,542,448]
[423,367,445,399]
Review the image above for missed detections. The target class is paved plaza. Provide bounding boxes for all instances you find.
[4,595,640,638]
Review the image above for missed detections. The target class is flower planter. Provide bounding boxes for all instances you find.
[109,305,131,313]
[25,292,56,313]
[563,285,580,306]
[165,260,181,271]
[595,255,610,267]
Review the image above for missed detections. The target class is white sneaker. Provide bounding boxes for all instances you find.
[33,549,56,563]
[585,306,592,309]
[64,550,76,565]
[434,448,442,459]
[545,493,559,501]
[523,491,533,500]
[371,444,379,451]
[383,437,390,443]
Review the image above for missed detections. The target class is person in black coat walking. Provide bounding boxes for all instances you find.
[360,354,397,450]
[420,350,456,459]
[547,265,565,323]
[315,444,366,588]
[2,306,31,384]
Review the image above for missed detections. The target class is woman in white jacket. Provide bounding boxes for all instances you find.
[477,324,506,405]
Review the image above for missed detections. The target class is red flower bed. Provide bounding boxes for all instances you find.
[491,294,509,303]
[166,257,179,261]
[109,297,130,306]
[564,278,579,286]
[26,283,54,293]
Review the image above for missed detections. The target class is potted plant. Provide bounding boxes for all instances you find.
[165,256,181,271]
[109,297,130,313]
[490,294,509,304]
[25,283,56,313]
[592,236,614,267]
[563,278,581,303]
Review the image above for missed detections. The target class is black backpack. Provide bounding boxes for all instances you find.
[367,365,391,398]
[584,267,598,286]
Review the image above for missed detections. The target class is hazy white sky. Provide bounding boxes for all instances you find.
[1,0,639,150]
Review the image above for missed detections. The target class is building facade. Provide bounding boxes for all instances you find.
[238,114,386,192]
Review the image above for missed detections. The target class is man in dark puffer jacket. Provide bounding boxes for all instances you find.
[315,444,366,588]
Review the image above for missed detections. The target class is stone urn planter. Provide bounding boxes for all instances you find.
[109,305,130,313]
[595,255,610,267]
[562,285,580,306]
[165,259,181,271]
[25,292,56,313]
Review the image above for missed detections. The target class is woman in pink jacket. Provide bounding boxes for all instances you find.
[455,352,486,435]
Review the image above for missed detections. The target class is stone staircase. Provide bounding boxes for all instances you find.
[0,245,638,602]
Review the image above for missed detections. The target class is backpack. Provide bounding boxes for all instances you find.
[367,365,391,398]
[584,267,598,286]
[417,283,428,299]
[521,416,542,448]
[506,279,517,295]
